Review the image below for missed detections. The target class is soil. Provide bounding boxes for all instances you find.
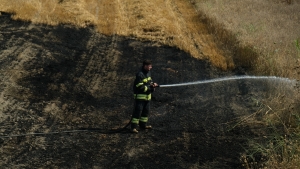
[0,12,279,169]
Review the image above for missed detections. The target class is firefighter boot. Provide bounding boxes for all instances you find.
[130,123,139,133]
[139,122,152,130]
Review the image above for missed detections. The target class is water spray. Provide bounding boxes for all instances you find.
[0,75,296,139]
[158,75,296,88]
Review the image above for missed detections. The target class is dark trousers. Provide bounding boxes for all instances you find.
[131,100,150,129]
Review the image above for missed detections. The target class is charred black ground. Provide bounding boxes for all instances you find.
[0,12,275,168]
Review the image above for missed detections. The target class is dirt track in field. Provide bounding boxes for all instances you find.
[0,1,294,169]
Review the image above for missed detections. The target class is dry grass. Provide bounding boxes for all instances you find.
[192,1,300,167]
[230,81,300,168]
[241,96,300,168]
[0,0,97,26]
[0,0,234,70]
[193,0,300,79]
[191,1,300,167]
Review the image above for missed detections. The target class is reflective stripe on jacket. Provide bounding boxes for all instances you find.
[133,68,153,101]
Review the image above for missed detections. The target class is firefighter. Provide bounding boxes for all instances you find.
[131,60,159,133]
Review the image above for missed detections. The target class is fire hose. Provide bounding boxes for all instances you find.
[0,76,295,138]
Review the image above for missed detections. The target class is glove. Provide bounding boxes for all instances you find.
[149,84,155,92]
[152,83,159,88]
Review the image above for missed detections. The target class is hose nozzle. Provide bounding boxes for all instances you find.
[150,83,160,88]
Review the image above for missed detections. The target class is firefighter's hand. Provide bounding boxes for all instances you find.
[151,83,159,88]
[150,84,155,92]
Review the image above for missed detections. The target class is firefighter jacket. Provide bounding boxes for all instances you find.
[133,68,153,101]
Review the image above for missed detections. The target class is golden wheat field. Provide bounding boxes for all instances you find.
[0,0,236,70]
